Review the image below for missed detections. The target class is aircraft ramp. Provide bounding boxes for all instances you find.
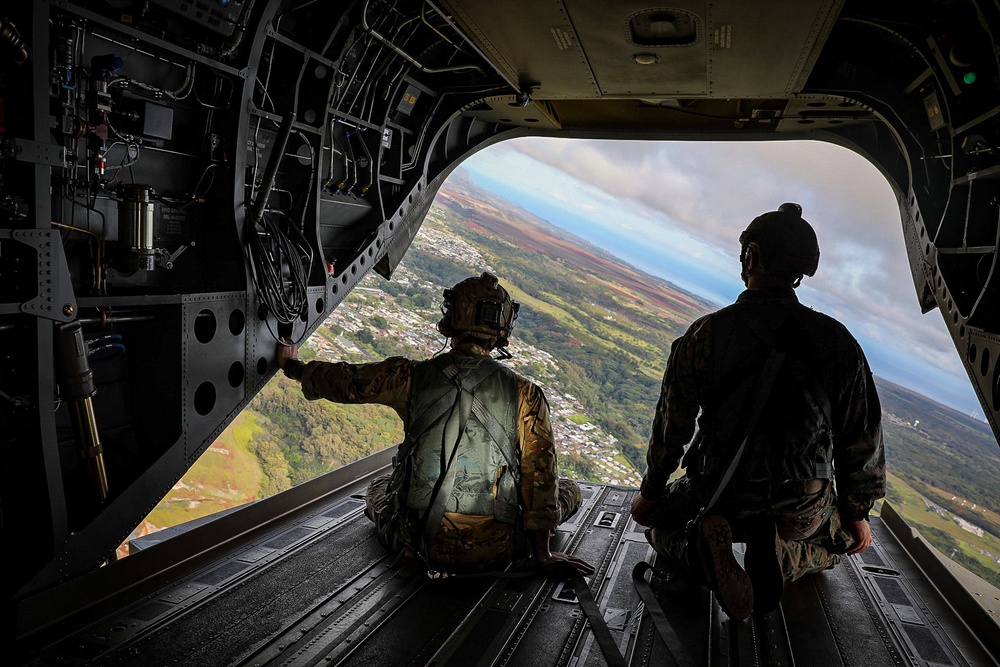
[10,451,999,667]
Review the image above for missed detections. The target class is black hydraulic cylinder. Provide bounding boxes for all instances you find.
[250,112,296,227]
[55,321,109,501]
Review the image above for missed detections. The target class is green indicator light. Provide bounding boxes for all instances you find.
[963,71,977,85]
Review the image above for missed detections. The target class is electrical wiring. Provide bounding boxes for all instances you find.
[86,334,126,364]
[107,61,196,101]
[351,129,374,194]
[341,1,400,116]
[343,128,358,191]
[153,162,221,209]
[245,208,314,329]
[103,140,142,186]
[194,70,234,110]
[325,119,352,192]
[399,84,506,171]
[52,221,104,291]
[249,44,280,194]
[246,124,316,338]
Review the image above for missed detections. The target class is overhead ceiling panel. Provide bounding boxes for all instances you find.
[441,1,844,99]
[440,0,600,99]
[565,1,709,97]
[699,0,844,97]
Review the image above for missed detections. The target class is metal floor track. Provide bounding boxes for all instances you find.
[10,454,999,667]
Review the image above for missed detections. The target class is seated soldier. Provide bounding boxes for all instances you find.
[277,272,593,577]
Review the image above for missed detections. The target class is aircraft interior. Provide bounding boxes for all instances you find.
[2,0,1000,664]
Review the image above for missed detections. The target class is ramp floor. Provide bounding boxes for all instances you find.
[12,479,999,666]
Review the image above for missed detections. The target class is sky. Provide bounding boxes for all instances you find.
[457,137,984,419]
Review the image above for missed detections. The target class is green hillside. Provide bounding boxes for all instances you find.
[141,413,266,532]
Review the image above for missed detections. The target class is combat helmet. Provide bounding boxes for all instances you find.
[739,202,820,285]
[437,272,520,349]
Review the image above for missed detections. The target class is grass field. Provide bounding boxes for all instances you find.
[886,472,1000,587]
[143,413,265,532]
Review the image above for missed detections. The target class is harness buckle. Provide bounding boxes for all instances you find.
[426,569,454,580]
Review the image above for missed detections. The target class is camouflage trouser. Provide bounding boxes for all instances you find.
[646,476,854,583]
[364,474,584,570]
[550,477,585,524]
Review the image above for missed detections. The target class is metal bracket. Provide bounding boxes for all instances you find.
[594,511,622,529]
[604,607,629,631]
[157,241,194,270]
[3,138,66,167]
[3,229,78,322]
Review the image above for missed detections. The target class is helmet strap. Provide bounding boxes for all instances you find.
[740,243,760,286]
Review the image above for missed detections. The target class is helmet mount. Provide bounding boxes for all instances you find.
[437,273,520,350]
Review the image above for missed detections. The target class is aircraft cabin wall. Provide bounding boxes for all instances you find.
[0,0,512,626]
[806,5,1000,441]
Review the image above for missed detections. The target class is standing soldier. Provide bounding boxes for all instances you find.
[631,203,885,620]
[277,272,593,577]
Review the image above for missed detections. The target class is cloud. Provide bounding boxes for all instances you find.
[511,138,903,254]
[461,137,981,415]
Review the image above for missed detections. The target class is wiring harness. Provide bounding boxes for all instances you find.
[245,210,313,326]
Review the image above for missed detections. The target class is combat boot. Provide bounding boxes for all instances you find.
[689,515,753,621]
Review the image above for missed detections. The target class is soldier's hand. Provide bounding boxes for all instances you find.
[538,551,595,576]
[845,519,872,555]
[631,495,655,527]
[276,336,298,369]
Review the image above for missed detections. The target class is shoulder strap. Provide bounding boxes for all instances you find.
[470,396,518,469]
[698,318,786,518]
[632,562,697,667]
[553,564,628,667]
[408,356,487,433]
[417,387,471,557]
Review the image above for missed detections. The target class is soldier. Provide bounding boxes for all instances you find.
[630,203,885,621]
[277,272,593,577]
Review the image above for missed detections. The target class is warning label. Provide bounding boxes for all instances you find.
[713,24,732,49]
[550,26,577,51]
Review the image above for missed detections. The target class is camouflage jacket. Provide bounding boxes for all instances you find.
[298,342,562,534]
[640,287,886,521]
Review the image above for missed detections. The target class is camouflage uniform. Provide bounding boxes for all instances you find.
[641,287,885,582]
[298,341,582,571]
